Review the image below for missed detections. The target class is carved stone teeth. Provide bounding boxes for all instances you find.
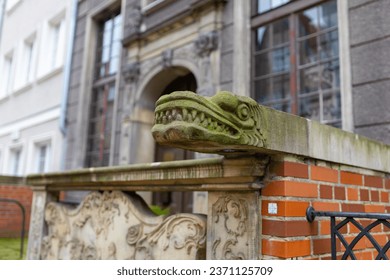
[187,114,193,122]
[191,110,197,119]
[172,108,177,117]
[162,116,167,124]
[168,115,173,122]
[165,110,170,116]
[183,108,188,120]
[200,112,205,121]
[176,114,182,121]
[194,116,200,124]
[201,119,208,127]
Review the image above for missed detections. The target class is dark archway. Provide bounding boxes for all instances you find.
[153,72,197,213]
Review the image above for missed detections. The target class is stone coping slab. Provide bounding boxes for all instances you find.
[26,157,267,191]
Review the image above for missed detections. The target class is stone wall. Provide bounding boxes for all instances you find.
[261,157,390,259]
[349,0,390,144]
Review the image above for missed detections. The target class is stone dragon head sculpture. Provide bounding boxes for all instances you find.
[152,91,267,155]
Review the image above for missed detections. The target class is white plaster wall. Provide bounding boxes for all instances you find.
[0,0,72,174]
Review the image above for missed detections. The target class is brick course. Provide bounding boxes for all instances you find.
[261,160,390,260]
[0,185,32,238]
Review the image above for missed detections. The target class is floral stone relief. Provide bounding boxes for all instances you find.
[41,191,206,260]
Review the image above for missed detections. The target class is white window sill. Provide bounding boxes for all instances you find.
[13,82,33,96]
[0,94,10,104]
[37,66,63,84]
[6,0,22,15]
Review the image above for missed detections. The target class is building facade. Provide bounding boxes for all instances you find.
[0,0,75,176]
[63,0,390,211]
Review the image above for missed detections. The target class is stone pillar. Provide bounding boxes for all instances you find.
[26,187,58,260]
[207,191,260,260]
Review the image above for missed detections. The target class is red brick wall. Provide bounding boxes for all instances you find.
[0,185,32,238]
[261,159,390,260]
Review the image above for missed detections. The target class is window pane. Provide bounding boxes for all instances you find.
[258,0,271,14]
[272,46,290,73]
[299,37,318,65]
[258,0,290,14]
[300,66,319,94]
[319,30,338,60]
[299,94,320,121]
[319,0,337,30]
[320,59,340,90]
[255,52,271,76]
[254,78,271,103]
[272,18,289,46]
[298,6,319,37]
[271,102,291,113]
[256,26,270,51]
[273,74,290,100]
[323,91,341,122]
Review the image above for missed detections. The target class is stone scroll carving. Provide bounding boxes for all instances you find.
[41,191,206,260]
[209,194,253,260]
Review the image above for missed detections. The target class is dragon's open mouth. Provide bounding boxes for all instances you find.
[154,107,238,136]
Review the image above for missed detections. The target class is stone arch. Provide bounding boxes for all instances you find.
[135,60,200,107]
[128,64,199,165]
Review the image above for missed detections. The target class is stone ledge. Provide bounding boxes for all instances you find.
[26,157,267,190]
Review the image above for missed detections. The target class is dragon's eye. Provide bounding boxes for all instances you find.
[237,104,249,120]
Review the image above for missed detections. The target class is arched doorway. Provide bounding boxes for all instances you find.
[153,72,197,213]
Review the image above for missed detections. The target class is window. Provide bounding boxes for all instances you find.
[252,0,341,127]
[35,143,51,173]
[0,53,14,97]
[39,16,66,76]
[86,12,121,167]
[19,37,36,86]
[9,148,22,176]
[48,20,65,70]
[257,0,291,14]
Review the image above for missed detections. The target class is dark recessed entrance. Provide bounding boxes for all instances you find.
[153,72,197,214]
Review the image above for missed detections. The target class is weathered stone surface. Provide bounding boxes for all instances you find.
[349,0,390,46]
[151,91,390,173]
[207,192,259,259]
[353,80,390,126]
[355,124,390,146]
[40,191,206,260]
[351,37,390,85]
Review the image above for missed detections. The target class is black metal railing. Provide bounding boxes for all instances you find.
[0,198,26,259]
[306,206,390,260]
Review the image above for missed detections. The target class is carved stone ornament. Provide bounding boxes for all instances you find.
[40,191,206,260]
[194,31,218,57]
[162,48,173,68]
[211,195,249,259]
[123,62,140,83]
[127,2,142,34]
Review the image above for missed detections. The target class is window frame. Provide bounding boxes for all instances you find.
[85,11,122,168]
[7,145,24,176]
[251,0,343,127]
[37,11,66,78]
[0,51,14,98]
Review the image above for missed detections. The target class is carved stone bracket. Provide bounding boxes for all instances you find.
[127,2,142,36]
[207,191,259,260]
[161,48,173,68]
[123,62,140,83]
[40,191,206,260]
[194,31,218,57]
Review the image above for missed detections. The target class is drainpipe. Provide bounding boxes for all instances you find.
[59,0,78,170]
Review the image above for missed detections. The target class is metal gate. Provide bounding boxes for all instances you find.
[306,206,390,260]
